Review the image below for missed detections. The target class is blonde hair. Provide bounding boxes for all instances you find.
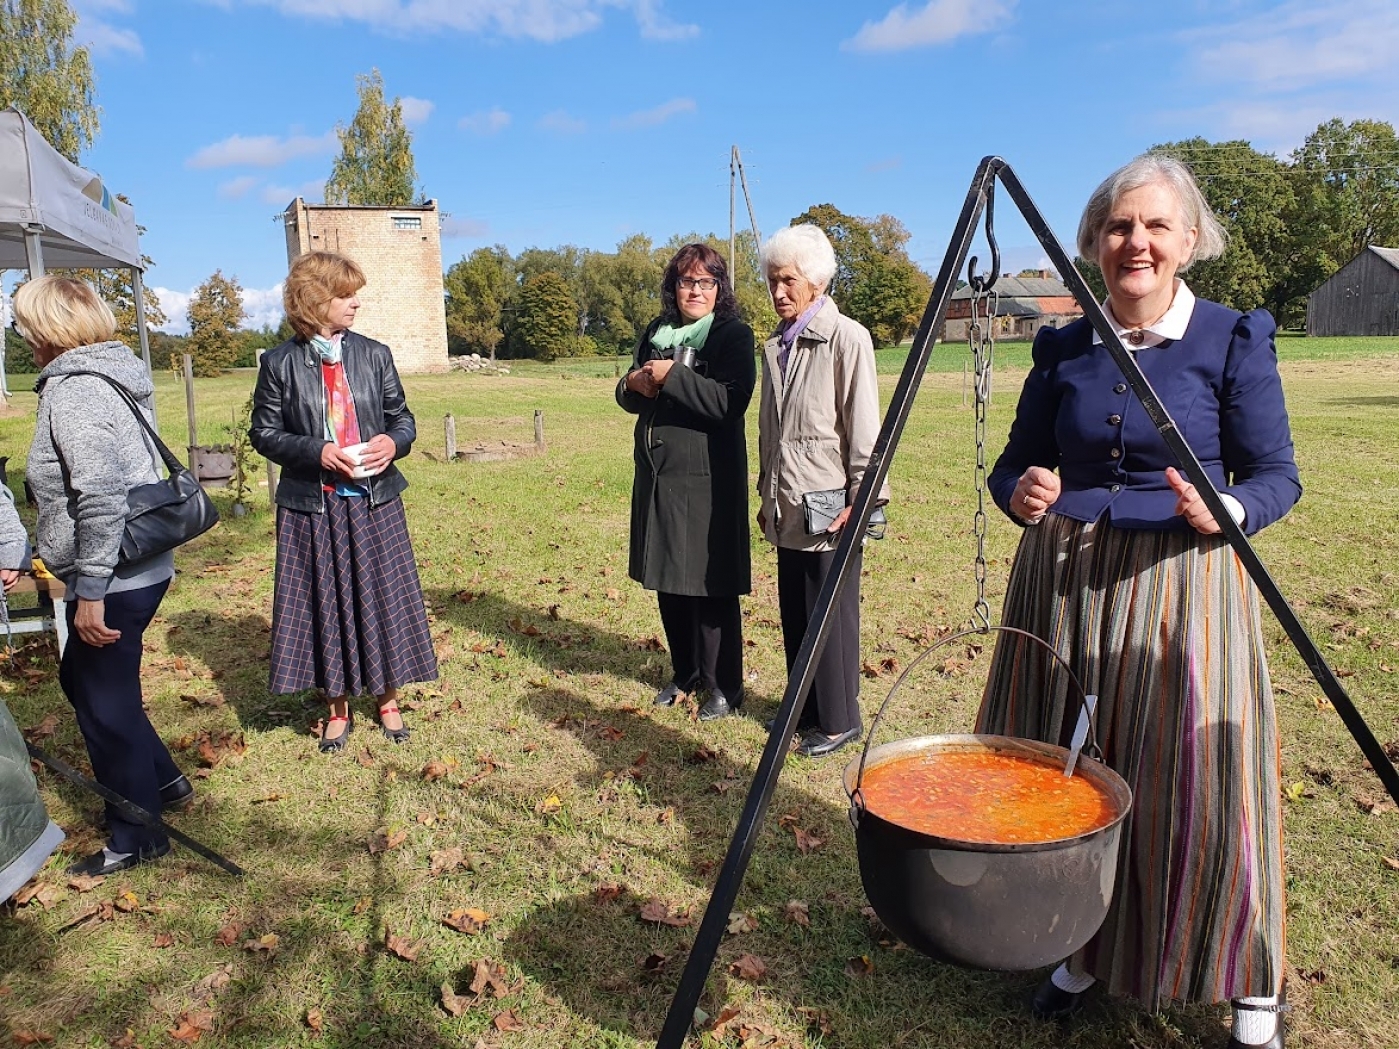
[282,251,366,339]
[12,275,117,352]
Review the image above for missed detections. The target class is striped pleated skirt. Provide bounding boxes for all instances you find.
[270,494,438,698]
[976,513,1284,1008]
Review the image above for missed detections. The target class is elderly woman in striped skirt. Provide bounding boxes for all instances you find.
[979,154,1301,1049]
[251,251,437,753]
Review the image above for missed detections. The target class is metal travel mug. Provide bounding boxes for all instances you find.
[673,345,698,369]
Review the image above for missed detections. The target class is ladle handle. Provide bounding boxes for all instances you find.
[850,626,1099,815]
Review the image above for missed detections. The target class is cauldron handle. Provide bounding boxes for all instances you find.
[848,625,1097,828]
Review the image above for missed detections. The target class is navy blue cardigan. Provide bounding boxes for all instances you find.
[988,299,1301,535]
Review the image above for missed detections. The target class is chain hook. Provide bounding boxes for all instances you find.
[967,183,1001,294]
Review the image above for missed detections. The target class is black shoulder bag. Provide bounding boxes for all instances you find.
[47,371,220,563]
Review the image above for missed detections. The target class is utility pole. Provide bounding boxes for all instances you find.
[728,146,762,280]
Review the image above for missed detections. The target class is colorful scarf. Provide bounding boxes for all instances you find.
[317,334,365,496]
[778,295,826,381]
[649,311,715,354]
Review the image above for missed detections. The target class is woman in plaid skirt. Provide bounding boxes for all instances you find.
[251,252,437,753]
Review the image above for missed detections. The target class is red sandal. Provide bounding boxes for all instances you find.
[378,703,411,744]
[318,712,354,754]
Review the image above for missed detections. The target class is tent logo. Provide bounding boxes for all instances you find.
[81,177,119,217]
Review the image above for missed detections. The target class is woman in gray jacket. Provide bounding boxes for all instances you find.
[16,276,191,877]
[757,226,888,758]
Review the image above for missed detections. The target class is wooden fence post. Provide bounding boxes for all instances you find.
[445,414,457,461]
[534,410,545,452]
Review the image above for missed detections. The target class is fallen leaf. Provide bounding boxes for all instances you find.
[492,1010,524,1032]
[114,891,141,913]
[441,983,471,1017]
[179,693,225,708]
[689,745,717,763]
[726,912,758,935]
[709,1006,741,1036]
[442,907,492,934]
[352,897,372,915]
[385,927,422,962]
[593,884,623,902]
[22,712,59,741]
[421,761,449,782]
[368,827,408,854]
[845,955,875,976]
[730,953,767,982]
[1295,967,1327,985]
[711,780,734,794]
[642,951,668,971]
[639,899,692,927]
[167,1010,214,1044]
[355,747,375,767]
[792,827,824,854]
[108,1030,141,1048]
[305,1008,323,1033]
[214,922,243,946]
[153,932,175,948]
[13,881,61,909]
[12,1033,54,1046]
[242,933,279,954]
[429,847,466,876]
[784,900,810,927]
[1382,856,1399,872]
[67,873,104,892]
[192,965,233,1001]
[536,794,562,815]
[469,959,512,998]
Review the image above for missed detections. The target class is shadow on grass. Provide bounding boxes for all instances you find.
[2,766,464,1049]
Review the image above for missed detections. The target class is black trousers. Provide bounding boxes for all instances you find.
[656,591,743,697]
[60,579,178,855]
[777,546,863,735]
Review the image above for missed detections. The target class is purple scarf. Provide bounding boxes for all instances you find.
[777,295,826,381]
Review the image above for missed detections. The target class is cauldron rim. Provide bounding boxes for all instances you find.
[844,733,1133,855]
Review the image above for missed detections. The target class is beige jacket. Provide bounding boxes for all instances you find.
[757,297,890,551]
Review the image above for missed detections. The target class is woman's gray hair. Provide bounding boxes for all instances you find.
[760,224,838,290]
[1076,153,1228,269]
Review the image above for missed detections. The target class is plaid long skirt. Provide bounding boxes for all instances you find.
[976,514,1284,1008]
[270,495,438,697]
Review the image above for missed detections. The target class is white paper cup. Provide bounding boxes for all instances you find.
[340,442,378,479]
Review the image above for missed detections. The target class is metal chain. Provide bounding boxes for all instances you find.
[969,283,998,631]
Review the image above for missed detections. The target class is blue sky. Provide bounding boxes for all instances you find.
[51,0,1399,331]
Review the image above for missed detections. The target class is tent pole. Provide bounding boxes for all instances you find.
[23,228,45,275]
[131,267,157,429]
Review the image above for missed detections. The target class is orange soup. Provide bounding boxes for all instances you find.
[859,750,1117,844]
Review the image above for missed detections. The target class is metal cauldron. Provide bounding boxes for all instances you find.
[844,628,1133,972]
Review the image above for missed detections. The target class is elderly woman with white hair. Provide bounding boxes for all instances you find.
[756,224,889,758]
[979,154,1300,1048]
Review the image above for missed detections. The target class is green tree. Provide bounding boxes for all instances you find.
[514,271,579,361]
[579,234,665,353]
[444,245,514,360]
[325,69,419,207]
[185,270,245,376]
[1280,118,1399,325]
[1151,138,1292,314]
[0,0,98,161]
[791,204,929,346]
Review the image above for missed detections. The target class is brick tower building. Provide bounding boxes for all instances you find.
[282,198,448,373]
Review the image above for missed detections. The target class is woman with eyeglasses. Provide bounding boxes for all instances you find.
[617,243,756,721]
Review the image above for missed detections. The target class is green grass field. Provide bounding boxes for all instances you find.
[0,337,1395,1048]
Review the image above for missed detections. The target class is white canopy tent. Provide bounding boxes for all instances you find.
[0,106,155,396]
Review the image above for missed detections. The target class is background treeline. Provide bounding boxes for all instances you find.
[444,203,932,360]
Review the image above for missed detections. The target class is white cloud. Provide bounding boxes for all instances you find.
[539,110,587,135]
[73,0,143,57]
[843,0,1017,53]
[206,0,696,44]
[217,175,260,200]
[153,283,284,336]
[611,97,696,131]
[1187,0,1399,93]
[459,107,512,135]
[442,216,491,238]
[399,96,434,125]
[186,131,337,170]
[261,179,326,206]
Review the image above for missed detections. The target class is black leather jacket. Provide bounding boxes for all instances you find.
[250,332,415,513]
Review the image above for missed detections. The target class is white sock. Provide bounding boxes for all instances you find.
[1050,963,1096,993]
[102,846,132,864]
[1231,995,1280,1045]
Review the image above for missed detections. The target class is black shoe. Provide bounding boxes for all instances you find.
[66,840,170,877]
[1030,976,1087,1020]
[653,680,692,707]
[1227,983,1288,1049]
[159,774,194,811]
[794,726,861,758]
[319,712,354,754]
[698,688,742,722]
[377,702,411,744]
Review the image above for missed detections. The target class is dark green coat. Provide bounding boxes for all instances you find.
[616,314,755,597]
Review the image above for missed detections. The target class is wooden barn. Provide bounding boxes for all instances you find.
[942,272,1082,342]
[1307,246,1399,336]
